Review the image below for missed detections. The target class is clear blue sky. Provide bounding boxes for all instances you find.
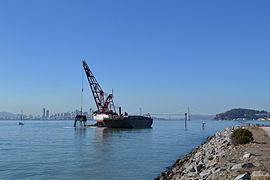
[0,0,270,116]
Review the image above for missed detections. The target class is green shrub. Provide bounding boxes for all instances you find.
[230,128,253,145]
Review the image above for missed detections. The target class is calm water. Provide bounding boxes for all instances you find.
[1,119,269,180]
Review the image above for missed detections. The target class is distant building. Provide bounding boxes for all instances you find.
[42,108,46,119]
[46,110,49,119]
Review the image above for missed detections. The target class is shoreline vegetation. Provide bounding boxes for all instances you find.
[155,124,270,180]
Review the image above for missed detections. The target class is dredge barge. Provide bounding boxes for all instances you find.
[81,60,153,129]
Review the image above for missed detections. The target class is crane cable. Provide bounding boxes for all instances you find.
[80,65,84,115]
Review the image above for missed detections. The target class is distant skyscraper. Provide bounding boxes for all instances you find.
[46,110,49,119]
[42,108,45,119]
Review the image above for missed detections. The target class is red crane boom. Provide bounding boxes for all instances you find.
[82,60,116,115]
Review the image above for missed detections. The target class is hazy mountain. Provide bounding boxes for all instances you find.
[0,112,19,119]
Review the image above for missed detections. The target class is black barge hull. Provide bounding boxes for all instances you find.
[103,116,153,128]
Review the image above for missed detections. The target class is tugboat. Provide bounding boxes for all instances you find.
[82,60,153,128]
[18,111,24,125]
[18,122,24,125]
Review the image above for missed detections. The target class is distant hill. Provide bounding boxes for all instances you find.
[214,108,269,120]
[0,112,19,119]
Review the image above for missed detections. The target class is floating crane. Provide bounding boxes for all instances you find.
[80,60,153,128]
[82,60,117,125]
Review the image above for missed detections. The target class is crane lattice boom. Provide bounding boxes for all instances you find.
[82,60,115,114]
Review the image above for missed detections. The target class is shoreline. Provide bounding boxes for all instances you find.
[155,125,270,180]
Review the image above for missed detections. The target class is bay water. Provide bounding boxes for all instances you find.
[0,119,268,180]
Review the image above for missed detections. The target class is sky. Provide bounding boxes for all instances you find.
[0,0,270,116]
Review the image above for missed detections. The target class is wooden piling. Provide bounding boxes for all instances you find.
[185,113,187,129]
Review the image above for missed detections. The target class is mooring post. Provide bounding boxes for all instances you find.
[202,121,205,130]
[73,119,77,127]
[184,113,187,129]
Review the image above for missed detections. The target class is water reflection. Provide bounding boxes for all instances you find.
[74,127,87,139]
[93,127,106,141]
[94,127,153,141]
[202,121,206,130]
[92,127,128,144]
[91,127,113,159]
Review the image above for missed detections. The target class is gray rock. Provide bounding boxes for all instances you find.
[209,167,216,174]
[200,169,211,179]
[194,151,202,159]
[251,170,270,176]
[172,174,181,180]
[231,162,254,170]
[243,153,251,159]
[213,167,225,173]
[234,172,250,180]
[203,158,209,166]
[196,164,204,173]
[194,157,200,164]
[187,171,198,177]
[241,162,254,168]
[218,150,227,157]
[207,160,217,167]
[231,164,242,170]
[208,156,214,160]
[185,164,195,173]
[172,167,179,174]
[183,163,191,170]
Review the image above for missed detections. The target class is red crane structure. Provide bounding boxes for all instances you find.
[82,60,117,123]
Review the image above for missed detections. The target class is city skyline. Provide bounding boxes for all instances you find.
[0,108,92,120]
[1,0,270,115]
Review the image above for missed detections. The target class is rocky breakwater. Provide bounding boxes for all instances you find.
[155,126,270,180]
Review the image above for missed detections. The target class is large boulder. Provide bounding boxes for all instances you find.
[234,172,250,180]
[231,162,254,170]
[196,164,204,173]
